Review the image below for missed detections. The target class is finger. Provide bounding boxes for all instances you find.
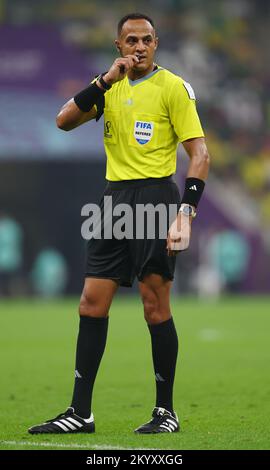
[127,58,134,69]
[118,60,132,73]
[119,64,126,74]
[167,236,179,251]
[168,219,182,242]
[126,54,140,64]
[167,242,177,257]
[115,60,126,74]
[168,250,178,257]
[116,58,129,71]
[123,55,139,69]
[170,239,182,250]
[116,56,139,73]
[128,56,137,69]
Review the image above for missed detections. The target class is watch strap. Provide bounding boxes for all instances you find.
[98,73,112,91]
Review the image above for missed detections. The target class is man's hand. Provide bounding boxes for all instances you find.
[102,55,140,85]
[167,212,193,257]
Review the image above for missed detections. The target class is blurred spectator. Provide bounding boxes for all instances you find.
[31,248,68,297]
[0,213,23,296]
[206,229,251,292]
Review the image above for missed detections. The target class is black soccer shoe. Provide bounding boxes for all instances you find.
[134,407,179,434]
[28,407,95,434]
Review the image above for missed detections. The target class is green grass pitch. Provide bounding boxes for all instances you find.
[0,296,269,450]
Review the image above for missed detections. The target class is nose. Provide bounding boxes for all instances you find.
[135,39,146,52]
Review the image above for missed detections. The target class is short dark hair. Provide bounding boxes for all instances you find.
[117,13,155,36]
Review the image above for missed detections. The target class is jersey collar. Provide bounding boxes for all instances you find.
[128,65,162,86]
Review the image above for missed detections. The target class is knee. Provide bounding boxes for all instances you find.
[142,292,165,325]
[79,290,109,318]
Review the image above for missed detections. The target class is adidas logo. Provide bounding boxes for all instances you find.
[75,370,82,378]
[189,185,197,191]
[160,417,179,432]
[155,373,165,382]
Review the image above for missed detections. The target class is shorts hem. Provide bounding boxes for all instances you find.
[137,267,174,282]
[85,273,133,288]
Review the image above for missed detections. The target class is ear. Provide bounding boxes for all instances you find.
[154,37,159,50]
[115,39,121,53]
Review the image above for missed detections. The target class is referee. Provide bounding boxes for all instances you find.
[29,13,210,435]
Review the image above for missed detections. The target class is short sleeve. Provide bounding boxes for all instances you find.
[168,79,204,142]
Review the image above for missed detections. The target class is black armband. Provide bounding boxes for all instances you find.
[74,82,105,113]
[181,177,205,208]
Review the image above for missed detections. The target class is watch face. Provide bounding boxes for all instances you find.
[183,206,192,215]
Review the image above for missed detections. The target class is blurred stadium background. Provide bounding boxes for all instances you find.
[1,0,270,451]
[0,0,269,298]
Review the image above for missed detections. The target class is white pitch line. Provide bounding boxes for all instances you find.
[0,440,158,450]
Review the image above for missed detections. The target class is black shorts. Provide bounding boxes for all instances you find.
[85,175,181,287]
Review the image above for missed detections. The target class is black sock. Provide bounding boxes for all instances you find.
[70,315,109,418]
[148,317,178,413]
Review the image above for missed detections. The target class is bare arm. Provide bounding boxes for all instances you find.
[167,137,210,256]
[180,136,210,219]
[182,136,210,181]
[56,98,97,131]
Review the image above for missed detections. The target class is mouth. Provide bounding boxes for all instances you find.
[135,55,146,63]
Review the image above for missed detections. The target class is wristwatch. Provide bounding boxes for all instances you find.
[179,204,197,218]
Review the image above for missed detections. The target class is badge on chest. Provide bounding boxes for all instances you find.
[134,121,154,145]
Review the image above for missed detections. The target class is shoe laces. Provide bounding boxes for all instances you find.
[152,407,176,423]
[153,407,172,417]
[46,407,74,423]
[150,408,166,425]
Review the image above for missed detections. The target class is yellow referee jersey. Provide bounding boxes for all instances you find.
[94,66,204,181]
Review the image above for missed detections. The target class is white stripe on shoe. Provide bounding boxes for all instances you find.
[66,417,83,427]
[59,419,76,430]
[167,423,175,431]
[160,424,172,432]
[167,419,178,429]
[53,421,69,432]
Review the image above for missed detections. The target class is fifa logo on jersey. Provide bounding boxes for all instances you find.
[134,120,154,145]
[104,120,112,138]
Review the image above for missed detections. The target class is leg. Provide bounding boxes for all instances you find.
[79,277,118,318]
[139,273,178,413]
[139,273,172,325]
[28,185,134,433]
[70,277,118,417]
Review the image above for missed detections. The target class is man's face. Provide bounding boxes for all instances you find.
[115,19,158,72]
